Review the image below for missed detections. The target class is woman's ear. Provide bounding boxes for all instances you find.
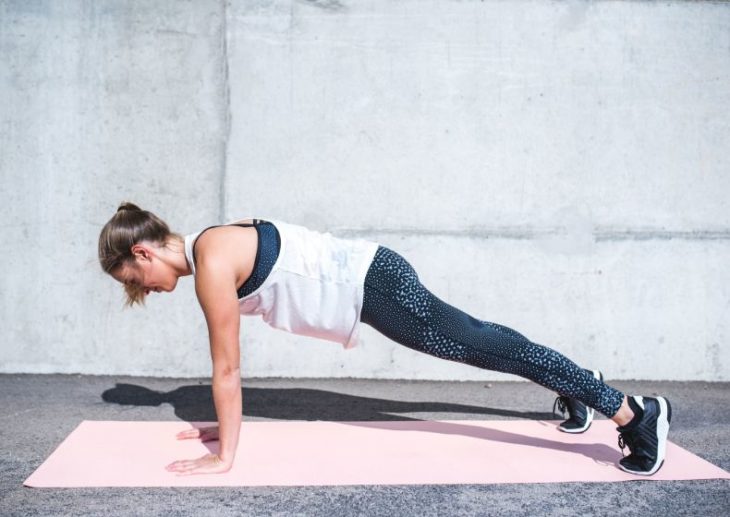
[130,243,154,263]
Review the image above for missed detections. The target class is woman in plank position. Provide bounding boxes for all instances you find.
[98,202,672,477]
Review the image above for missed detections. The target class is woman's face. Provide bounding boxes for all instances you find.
[111,244,179,295]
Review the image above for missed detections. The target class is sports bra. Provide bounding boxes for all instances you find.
[190,219,281,299]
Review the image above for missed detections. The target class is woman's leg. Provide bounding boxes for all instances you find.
[360,246,626,419]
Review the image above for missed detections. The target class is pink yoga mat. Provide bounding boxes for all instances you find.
[23,419,729,487]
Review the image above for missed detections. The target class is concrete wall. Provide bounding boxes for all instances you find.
[1,0,728,381]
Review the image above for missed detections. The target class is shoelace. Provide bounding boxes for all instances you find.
[617,429,635,458]
[552,396,568,417]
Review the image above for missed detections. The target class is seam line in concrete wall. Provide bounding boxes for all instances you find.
[219,0,231,224]
[335,228,730,241]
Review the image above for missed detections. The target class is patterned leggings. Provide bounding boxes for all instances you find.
[360,245,625,418]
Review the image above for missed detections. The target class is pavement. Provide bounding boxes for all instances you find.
[0,374,728,516]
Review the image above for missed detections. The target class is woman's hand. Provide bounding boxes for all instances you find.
[165,452,232,475]
[176,425,220,442]
[167,426,230,475]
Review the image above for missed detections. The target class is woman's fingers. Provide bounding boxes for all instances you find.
[165,460,191,471]
[167,458,200,471]
[165,453,230,475]
[176,425,219,440]
[175,429,201,440]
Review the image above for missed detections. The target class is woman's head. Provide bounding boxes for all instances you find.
[98,202,184,306]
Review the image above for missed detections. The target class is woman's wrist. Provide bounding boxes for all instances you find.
[216,452,234,465]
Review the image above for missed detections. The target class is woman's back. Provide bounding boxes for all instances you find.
[184,217,380,349]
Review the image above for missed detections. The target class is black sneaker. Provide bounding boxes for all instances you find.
[552,369,604,433]
[617,395,672,476]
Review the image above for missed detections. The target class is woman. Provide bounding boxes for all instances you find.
[98,202,672,477]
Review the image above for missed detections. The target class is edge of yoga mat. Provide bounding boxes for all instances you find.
[23,419,730,488]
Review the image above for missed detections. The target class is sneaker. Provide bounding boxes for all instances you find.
[552,369,604,433]
[617,395,672,476]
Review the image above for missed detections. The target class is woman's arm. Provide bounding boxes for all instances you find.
[194,250,242,466]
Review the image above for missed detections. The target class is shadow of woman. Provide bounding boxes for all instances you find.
[101,382,617,467]
[101,382,566,421]
[345,419,618,467]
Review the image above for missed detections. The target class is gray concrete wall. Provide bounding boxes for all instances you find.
[1,0,728,381]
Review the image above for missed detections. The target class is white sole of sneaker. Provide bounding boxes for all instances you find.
[618,395,671,476]
[651,396,671,475]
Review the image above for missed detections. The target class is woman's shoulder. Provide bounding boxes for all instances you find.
[193,224,258,270]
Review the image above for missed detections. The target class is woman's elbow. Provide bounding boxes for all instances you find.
[213,367,241,381]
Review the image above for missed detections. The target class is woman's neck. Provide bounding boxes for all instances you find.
[160,235,193,277]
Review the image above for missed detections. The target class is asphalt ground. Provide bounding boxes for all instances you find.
[0,374,728,516]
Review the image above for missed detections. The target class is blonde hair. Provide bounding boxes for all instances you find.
[98,202,182,307]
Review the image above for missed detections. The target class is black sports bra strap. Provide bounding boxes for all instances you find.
[229,218,268,227]
[191,220,270,266]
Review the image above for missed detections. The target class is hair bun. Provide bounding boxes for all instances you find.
[117,202,142,213]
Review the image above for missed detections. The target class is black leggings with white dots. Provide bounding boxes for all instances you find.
[360,245,625,418]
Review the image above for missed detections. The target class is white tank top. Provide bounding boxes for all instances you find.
[183,217,380,350]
